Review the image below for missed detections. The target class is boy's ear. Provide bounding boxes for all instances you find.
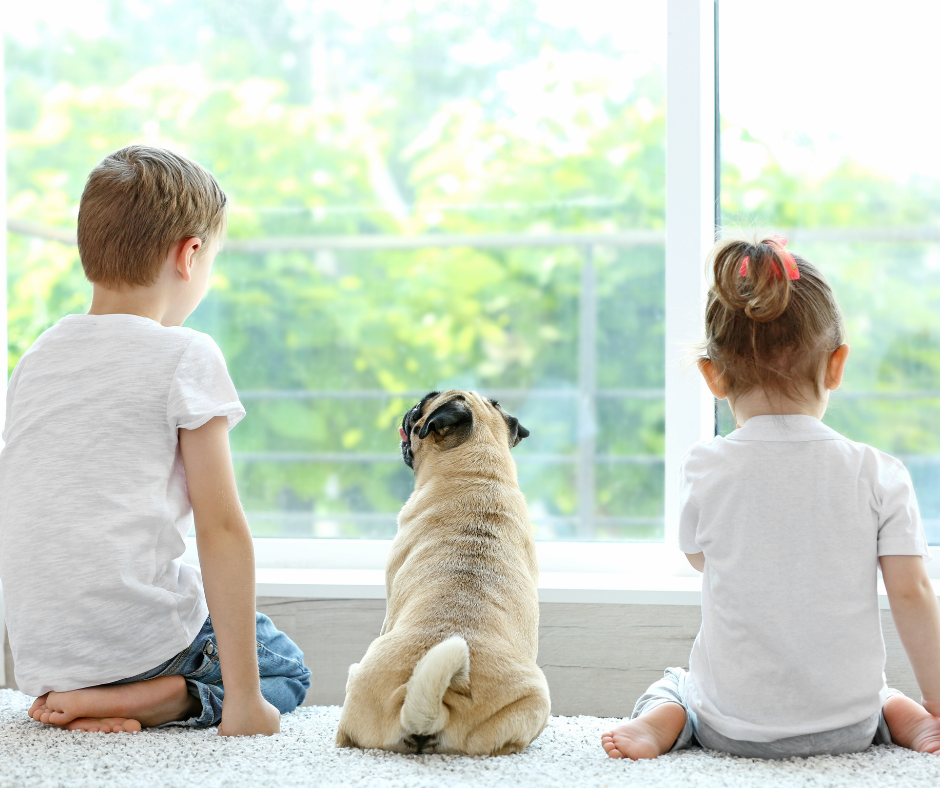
[698,359,728,400]
[175,237,203,282]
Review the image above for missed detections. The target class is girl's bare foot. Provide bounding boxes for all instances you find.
[601,702,687,760]
[28,676,201,732]
[884,695,940,754]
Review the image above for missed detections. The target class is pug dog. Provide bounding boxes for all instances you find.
[335,390,551,755]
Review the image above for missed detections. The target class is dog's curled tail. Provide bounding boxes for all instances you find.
[400,636,470,737]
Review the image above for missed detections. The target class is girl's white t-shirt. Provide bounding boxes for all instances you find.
[680,414,929,742]
[0,313,245,696]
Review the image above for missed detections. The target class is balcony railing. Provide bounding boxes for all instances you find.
[7,219,940,540]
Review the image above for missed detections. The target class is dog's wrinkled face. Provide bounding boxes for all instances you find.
[399,390,530,470]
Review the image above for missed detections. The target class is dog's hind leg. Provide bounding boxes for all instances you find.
[461,689,552,756]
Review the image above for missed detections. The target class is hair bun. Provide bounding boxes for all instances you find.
[711,238,793,323]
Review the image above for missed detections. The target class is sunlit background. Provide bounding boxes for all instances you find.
[5,0,940,541]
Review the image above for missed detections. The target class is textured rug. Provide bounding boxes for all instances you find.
[2,690,940,788]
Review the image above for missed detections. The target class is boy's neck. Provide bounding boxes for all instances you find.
[88,282,179,326]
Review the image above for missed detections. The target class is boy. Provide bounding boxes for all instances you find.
[0,145,310,735]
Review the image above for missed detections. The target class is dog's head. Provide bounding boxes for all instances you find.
[399,390,530,470]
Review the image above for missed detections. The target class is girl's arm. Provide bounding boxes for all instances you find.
[880,555,940,715]
[180,415,281,736]
[685,552,705,572]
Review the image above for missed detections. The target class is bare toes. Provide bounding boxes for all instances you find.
[65,718,109,733]
[102,718,142,733]
[29,694,49,716]
[41,710,70,726]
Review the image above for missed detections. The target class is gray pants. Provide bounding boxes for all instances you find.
[634,668,898,759]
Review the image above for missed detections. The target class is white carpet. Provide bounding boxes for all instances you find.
[2,690,940,788]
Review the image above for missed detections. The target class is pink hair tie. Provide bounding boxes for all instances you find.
[770,235,800,280]
[738,236,800,280]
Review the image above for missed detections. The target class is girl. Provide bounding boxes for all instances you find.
[602,234,940,759]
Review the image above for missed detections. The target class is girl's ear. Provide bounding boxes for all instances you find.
[698,359,728,400]
[824,344,850,392]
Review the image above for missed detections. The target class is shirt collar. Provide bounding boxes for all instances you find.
[61,313,161,327]
[725,414,845,443]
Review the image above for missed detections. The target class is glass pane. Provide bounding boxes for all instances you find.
[5,0,666,540]
[719,0,940,542]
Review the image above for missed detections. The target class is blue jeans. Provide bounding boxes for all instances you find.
[111,613,311,727]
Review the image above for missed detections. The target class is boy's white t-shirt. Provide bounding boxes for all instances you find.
[679,414,928,742]
[0,313,245,696]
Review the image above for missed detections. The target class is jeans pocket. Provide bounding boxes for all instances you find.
[257,641,308,679]
[187,639,221,682]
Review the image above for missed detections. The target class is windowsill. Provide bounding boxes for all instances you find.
[253,567,940,608]
[254,568,705,605]
[179,538,940,607]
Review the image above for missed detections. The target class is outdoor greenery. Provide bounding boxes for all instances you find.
[6,1,940,540]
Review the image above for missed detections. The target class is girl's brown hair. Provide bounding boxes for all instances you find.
[700,233,845,401]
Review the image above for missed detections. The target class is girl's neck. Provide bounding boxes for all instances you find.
[729,385,829,428]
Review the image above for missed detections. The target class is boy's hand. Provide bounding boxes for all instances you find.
[181,417,281,737]
[218,693,281,737]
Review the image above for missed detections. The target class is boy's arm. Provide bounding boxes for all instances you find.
[685,552,705,572]
[179,416,280,736]
[880,555,940,715]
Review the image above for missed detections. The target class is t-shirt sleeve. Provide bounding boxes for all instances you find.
[167,334,246,432]
[1,363,22,445]
[876,460,930,559]
[678,450,703,554]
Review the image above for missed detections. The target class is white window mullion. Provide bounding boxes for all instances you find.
[1,25,8,686]
[664,0,717,547]
[1,20,7,439]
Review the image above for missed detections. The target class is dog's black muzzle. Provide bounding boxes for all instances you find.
[400,437,415,469]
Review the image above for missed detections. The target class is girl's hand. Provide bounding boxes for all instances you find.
[218,693,281,737]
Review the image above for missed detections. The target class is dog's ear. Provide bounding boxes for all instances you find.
[504,414,530,449]
[418,398,473,441]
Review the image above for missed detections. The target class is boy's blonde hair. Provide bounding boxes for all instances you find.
[700,232,845,401]
[77,145,227,288]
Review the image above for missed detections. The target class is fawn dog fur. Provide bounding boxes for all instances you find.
[335,390,550,755]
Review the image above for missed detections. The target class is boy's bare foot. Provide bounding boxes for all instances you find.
[601,702,687,760]
[884,695,940,754]
[28,676,201,732]
[64,717,143,733]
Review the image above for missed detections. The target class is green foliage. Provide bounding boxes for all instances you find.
[7,2,940,540]
[5,0,668,541]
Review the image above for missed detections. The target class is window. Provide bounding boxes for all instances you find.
[4,0,670,542]
[719,0,940,543]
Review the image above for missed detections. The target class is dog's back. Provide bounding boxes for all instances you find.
[335,391,550,755]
